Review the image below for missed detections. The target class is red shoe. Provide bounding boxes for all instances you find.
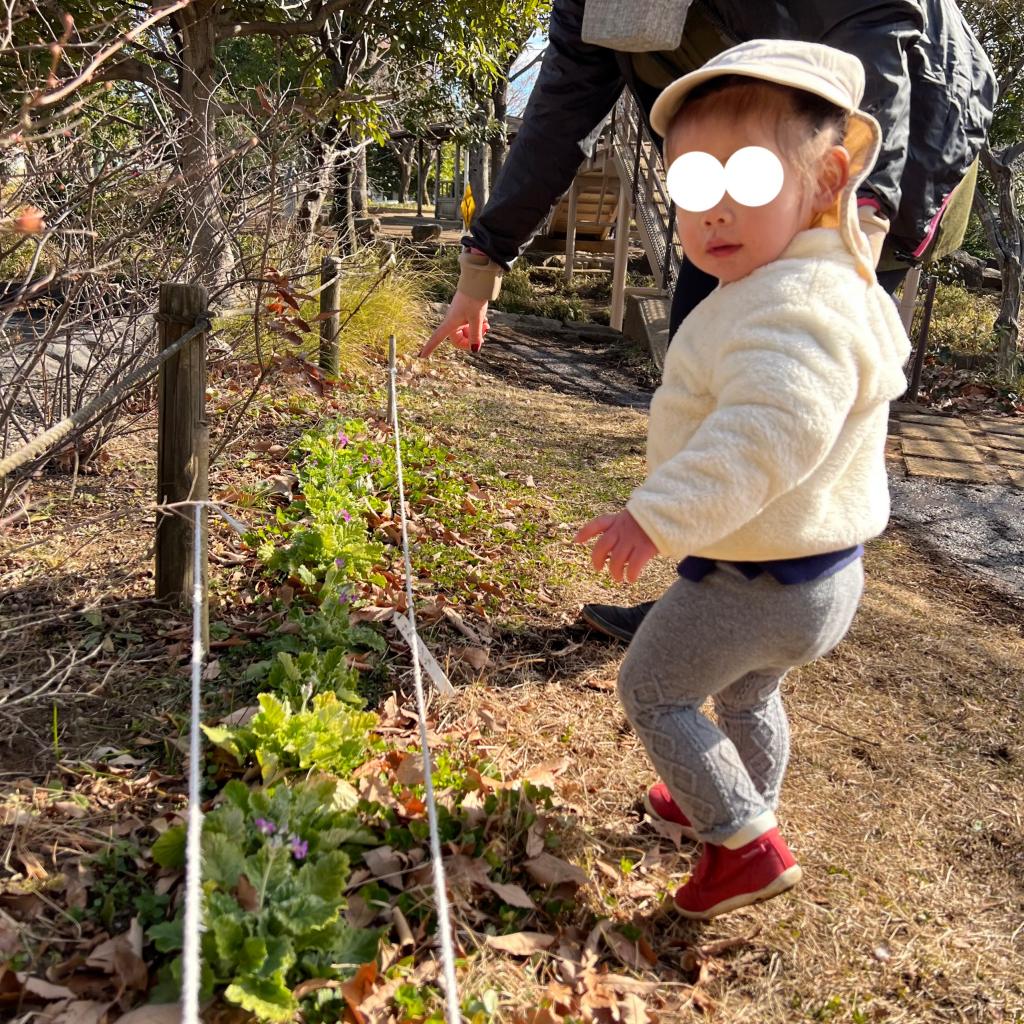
[643,782,699,841]
[674,828,802,920]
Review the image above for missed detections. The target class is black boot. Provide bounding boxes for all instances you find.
[579,600,656,643]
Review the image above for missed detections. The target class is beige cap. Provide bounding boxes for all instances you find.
[649,39,883,283]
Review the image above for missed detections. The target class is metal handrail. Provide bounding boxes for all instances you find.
[601,92,682,291]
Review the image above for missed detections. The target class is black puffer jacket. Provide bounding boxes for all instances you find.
[468,0,996,267]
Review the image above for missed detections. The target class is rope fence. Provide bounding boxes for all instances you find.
[174,338,462,1024]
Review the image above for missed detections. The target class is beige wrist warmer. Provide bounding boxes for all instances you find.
[457,249,504,302]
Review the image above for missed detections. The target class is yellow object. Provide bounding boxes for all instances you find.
[460,184,475,230]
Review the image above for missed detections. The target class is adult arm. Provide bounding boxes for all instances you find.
[465,0,626,269]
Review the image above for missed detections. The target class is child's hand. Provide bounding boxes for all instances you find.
[574,510,657,584]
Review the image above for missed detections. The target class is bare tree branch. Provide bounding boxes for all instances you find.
[92,58,175,96]
[215,0,355,42]
[26,0,193,111]
[509,47,545,83]
[994,139,1024,169]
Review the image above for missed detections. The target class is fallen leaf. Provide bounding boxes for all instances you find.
[617,992,652,1024]
[393,754,425,787]
[340,961,377,1022]
[114,1003,184,1024]
[235,875,259,913]
[525,817,547,859]
[363,846,404,886]
[486,881,537,910]
[202,659,221,681]
[85,921,147,994]
[644,813,685,848]
[16,974,76,1000]
[17,849,48,880]
[453,645,490,671]
[524,853,588,889]
[40,999,112,1024]
[219,706,259,728]
[484,931,556,956]
[524,757,570,789]
[600,924,657,971]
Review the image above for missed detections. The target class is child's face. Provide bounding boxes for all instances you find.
[665,111,845,285]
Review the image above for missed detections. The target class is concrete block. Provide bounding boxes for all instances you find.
[904,456,991,483]
[897,412,969,430]
[901,438,984,463]
[976,417,1024,438]
[410,221,443,242]
[994,449,1024,469]
[623,290,670,370]
[897,422,976,446]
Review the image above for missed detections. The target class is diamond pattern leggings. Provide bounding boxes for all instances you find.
[618,561,864,844]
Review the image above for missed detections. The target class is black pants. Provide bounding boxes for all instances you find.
[667,257,910,338]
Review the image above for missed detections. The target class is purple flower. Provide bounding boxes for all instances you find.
[340,510,351,523]
[373,457,382,467]
[254,818,276,836]
[361,454,370,463]
[337,589,352,605]
[337,431,349,447]
[290,836,309,860]
[335,556,346,568]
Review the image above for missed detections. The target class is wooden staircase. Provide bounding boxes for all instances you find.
[547,153,620,242]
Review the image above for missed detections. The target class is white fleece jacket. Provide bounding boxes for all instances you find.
[626,228,911,562]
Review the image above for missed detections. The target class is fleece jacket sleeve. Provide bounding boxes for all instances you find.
[626,312,860,560]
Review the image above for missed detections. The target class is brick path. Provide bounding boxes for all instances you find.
[887,403,1024,488]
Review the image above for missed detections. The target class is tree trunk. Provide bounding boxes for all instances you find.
[298,134,340,268]
[975,146,1024,375]
[353,143,369,215]
[418,146,434,210]
[175,4,236,289]
[490,77,509,188]
[468,140,490,219]
[389,139,413,201]
[330,138,358,255]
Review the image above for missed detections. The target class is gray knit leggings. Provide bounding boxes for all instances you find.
[618,561,864,844]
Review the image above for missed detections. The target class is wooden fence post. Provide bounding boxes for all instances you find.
[319,256,342,375]
[386,334,397,425]
[156,282,209,649]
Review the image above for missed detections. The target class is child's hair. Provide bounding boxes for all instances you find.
[670,74,849,192]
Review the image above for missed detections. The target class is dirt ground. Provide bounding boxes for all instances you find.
[2,314,1022,1022]
[406,319,1024,1022]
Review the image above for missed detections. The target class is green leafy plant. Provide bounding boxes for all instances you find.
[247,417,534,604]
[149,779,381,1022]
[237,566,387,688]
[204,691,380,782]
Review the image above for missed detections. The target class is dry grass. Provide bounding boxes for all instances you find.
[2,320,1022,1022]
[410,335,1024,1022]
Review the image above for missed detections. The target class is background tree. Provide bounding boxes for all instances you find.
[960,0,1024,373]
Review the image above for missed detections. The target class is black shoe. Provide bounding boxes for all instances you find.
[579,600,656,643]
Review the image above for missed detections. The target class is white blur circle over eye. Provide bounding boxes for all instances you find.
[666,151,726,213]
[724,146,784,207]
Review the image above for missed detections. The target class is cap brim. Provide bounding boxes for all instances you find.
[649,64,858,139]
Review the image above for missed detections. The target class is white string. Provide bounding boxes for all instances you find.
[388,355,463,1024]
[182,500,205,1024]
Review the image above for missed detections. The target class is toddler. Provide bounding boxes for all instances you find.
[576,39,911,919]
